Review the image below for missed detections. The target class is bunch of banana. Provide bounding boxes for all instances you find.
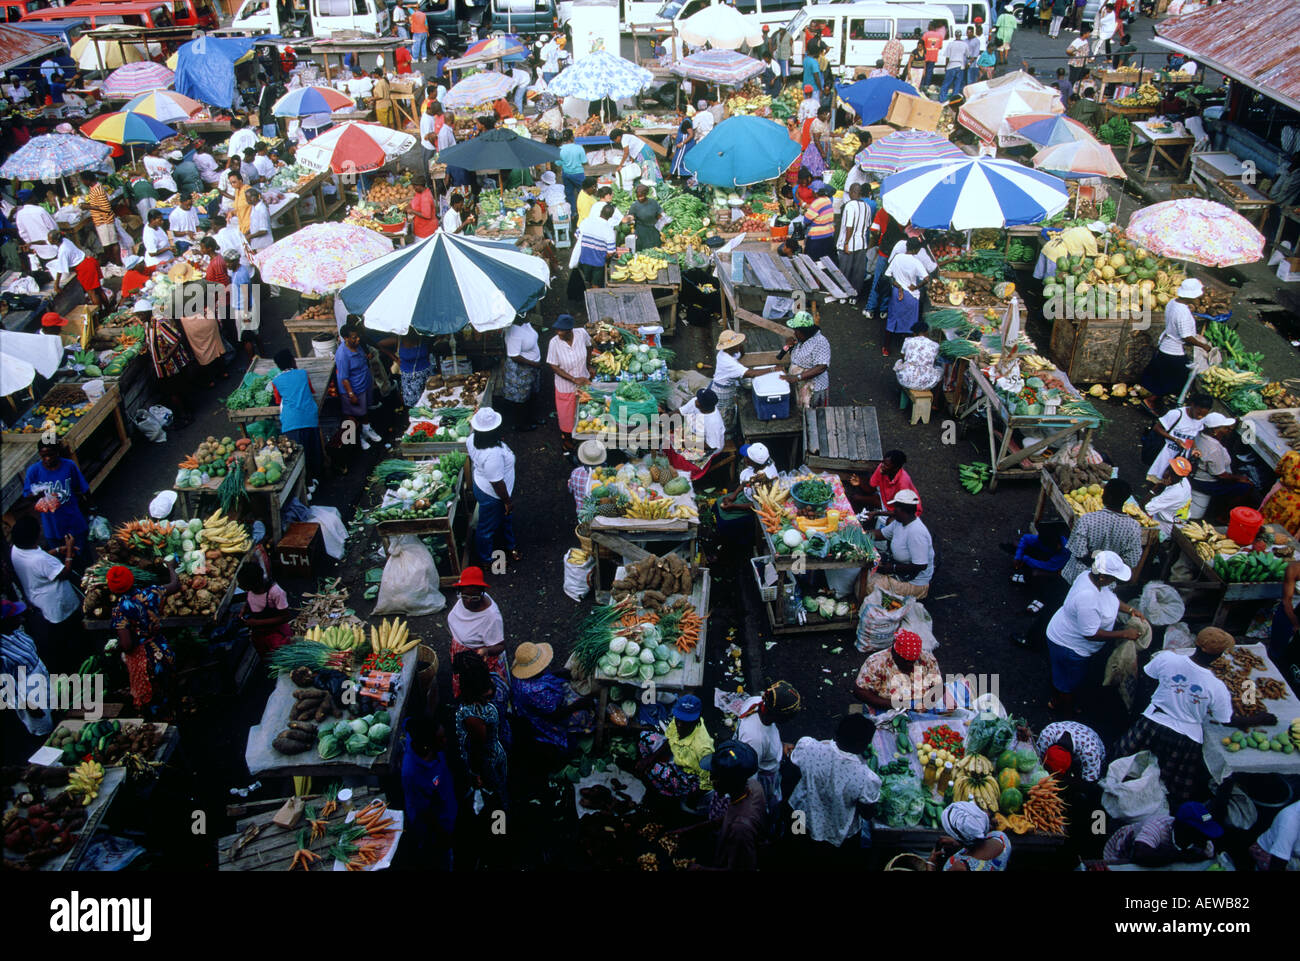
[370,617,419,656]
[68,759,104,806]
[1183,519,1240,564]
[1019,353,1054,371]
[750,481,790,513]
[1065,484,1105,514]
[1122,502,1159,528]
[568,547,591,565]
[951,754,1000,812]
[672,503,699,520]
[305,623,367,650]
[1290,718,1300,750]
[592,351,624,377]
[624,489,675,520]
[200,510,251,554]
[1200,366,1261,400]
[959,462,991,494]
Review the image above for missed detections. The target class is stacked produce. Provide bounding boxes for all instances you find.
[176,435,297,491]
[581,455,698,523]
[295,298,335,323]
[724,92,771,115]
[575,394,611,434]
[402,407,472,442]
[1097,115,1131,146]
[959,461,992,493]
[1262,383,1300,410]
[365,452,465,521]
[1223,727,1296,755]
[1115,82,1160,106]
[225,373,276,411]
[1268,410,1300,451]
[608,251,671,283]
[951,753,1000,812]
[44,721,164,767]
[1212,550,1291,583]
[65,760,104,806]
[591,343,672,382]
[1205,324,1263,374]
[366,177,414,207]
[610,553,694,605]
[6,397,91,436]
[1210,646,1290,716]
[1182,519,1248,565]
[345,201,408,233]
[2,766,91,867]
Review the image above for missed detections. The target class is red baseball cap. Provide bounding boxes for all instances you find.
[41,311,68,328]
[453,566,488,589]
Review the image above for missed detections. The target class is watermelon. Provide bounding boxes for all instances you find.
[1015,748,1038,773]
[997,768,1020,791]
[999,787,1024,813]
[995,749,1018,771]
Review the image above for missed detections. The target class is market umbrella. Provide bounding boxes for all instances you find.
[677,4,763,50]
[0,134,110,180]
[296,121,416,174]
[253,223,394,296]
[70,34,147,71]
[855,129,965,174]
[1005,113,1095,148]
[958,88,1064,146]
[101,61,174,99]
[455,34,528,66]
[122,90,205,123]
[0,330,63,396]
[881,157,1069,230]
[835,77,918,126]
[272,85,356,118]
[339,231,550,335]
[442,71,514,111]
[961,70,1053,103]
[435,127,560,172]
[684,115,801,188]
[1032,139,1126,179]
[80,111,176,146]
[1124,198,1265,267]
[0,352,36,398]
[547,50,654,102]
[670,49,764,86]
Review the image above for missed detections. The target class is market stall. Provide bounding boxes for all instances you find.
[1123,119,1195,186]
[1031,461,1162,578]
[802,406,883,474]
[363,453,472,587]
[598,262,682,335]
[396,370,494,457]
[173,435,307,543]
[224,356,336,432]
[1239,407,1300,471]
[283,297,339,356]
[217,785,397,871]
[1,764,128,871]
[1203,643,1300,786]
[1160,521,1300,627]
[1,383,131,493]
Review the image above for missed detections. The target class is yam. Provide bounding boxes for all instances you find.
[292,688,326,700]
[272,734,312,754]
[280,727,313,743]
[287,721,317,734]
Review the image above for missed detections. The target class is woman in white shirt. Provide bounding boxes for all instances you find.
[141,209,174,268]
[1140,278,1212,413]
[609,127,661,184]
[711,329,761,436]
[1146,392,1212,484]
[668,388,727,480]
[502,314,543,431]
[464,407,520,564]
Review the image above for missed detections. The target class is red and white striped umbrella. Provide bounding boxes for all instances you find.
[296,121,416,174]
[102,61,174,99]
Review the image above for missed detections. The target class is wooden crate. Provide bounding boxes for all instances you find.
[1049,314,1154,385]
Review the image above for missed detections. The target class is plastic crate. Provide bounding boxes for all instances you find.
[751,555,778,603]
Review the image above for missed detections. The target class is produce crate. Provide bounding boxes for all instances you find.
[1049,313,1154,385]
[885,91,942,133]
[1102,101,1158,121]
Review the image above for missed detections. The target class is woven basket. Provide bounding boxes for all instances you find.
[575,525,593,553]
[884,852,931,871]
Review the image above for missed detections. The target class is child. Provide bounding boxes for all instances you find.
[237,562,294,656]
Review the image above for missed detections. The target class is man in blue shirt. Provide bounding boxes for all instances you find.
[400,717,457,869]
[271,350,322,483]
[557,128,587,212]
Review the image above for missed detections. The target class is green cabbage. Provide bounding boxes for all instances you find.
[373,710,391,726]
[345,733,369,754]
[318,735,341,759]
[349,718,369,736]
[653,660,671,676]
[637,662,655,681]
[367,722,392,743]
[638,648,655,664]
[618,656,639,678]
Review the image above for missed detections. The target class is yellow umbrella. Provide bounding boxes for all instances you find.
[70,33,147,71]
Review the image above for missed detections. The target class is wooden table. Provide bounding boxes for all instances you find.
[601,262,682,335]
[290,170,345,225]
[1203,178,1277,232]
[585,286,661,333]
[717,246,857,304]
[2,384,132,494]
[589,524,700,596]
[284,303,338,356]
[226,355,335,431]
[217,786,385,871]
[84,546,251,632]
[174,449,307,543]
[1124,121,1195,185]
[1270,206,1300,258]
[396,368,499,458]
[1031,469,1159,579]
[1160,523,1300,627]
[802,406,883,473]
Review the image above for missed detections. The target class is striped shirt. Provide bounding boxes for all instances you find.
[837,198,872,252]
[546,328,591,395]
[146,319,190,379]
[1102,814,1198,863]
[805,196,835,240]
[85,183,115,226]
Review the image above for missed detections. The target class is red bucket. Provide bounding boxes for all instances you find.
[771,224,789,241]
[1227,506,1263,546]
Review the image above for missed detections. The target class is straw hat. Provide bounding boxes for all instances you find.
[512,641,553,679]
[716,329,745,351]
[578,439,607,466]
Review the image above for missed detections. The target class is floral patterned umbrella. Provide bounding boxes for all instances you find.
[253,223,395,295]
[102,61,175,99]
[0,134,111,180]
[1124,198,1265,267]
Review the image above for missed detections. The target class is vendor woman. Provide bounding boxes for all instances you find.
[667,388,726,480]
[710,329,762,435]
[854,629,948,713]
[446,566,511,710]
[778,311,831,408]
[107,561,180,717]
[545,313,592,463]
[1140,279,1210,414]
[23,441,90,550]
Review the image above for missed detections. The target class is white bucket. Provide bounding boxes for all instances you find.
[312,332,338,358]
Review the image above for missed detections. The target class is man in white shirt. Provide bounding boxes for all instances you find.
[885,236,932,302]
[142,146,174,185]
[939,35,969,102]
[227,117,259,159]
[3,77,31,102]
[734,680,800,817]
[442,194,468,234]
[252,144,277,182]
[168,193,201,251]
[1116,626,1245,809]
[392,0,409,38]
[142,209,175,268]
[15,194,57,272]
[9,516,81,648]
[837,183,872,297]
[875,488,934,581]
[692,101,715,139]
[245,188,274,252]
[1189,413,1254,518]
[539,34,570,82]
[212,212,247,261]
[509,64,531,113]
[419,98,442,172]
[678,388,726,463]
[788,714,882,848]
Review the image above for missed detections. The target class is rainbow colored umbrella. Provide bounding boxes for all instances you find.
[1124,199,1264,267]
[855,130,965,175]
[273,85,356,118]
[1032,139,1126,180]
[122,90,204,123]
[81,111,176,146]
[101,61,174,99]
[1005,113,1095,148]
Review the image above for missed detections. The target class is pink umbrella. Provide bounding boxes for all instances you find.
[1125,199,1265,267]
[102,61,174,99]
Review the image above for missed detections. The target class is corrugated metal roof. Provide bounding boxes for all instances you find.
[1154,0,1300,113]
[0,24,63,74]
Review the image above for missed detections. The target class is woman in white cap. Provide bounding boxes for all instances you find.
[465,407,520,565]
[928,800,1011,871]
[1045,549,1145,716]
[569,439,606,515]
[1189,412,1255,518]
[867,489,934,598]
[1139,278,1211,414]
[710,329,761,436]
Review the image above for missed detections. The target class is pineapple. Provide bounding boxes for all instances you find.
[597,493,630,517]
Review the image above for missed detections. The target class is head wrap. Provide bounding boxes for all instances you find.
[893,629,923,661]
[761,680,801,717]
[941,800,990,846]
[1043,745,1072,775]
[105,565,135,594]
[787,310,815,329]
[1195,627,1235,657]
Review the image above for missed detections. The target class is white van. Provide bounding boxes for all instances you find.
[229,0,390,36]
[592,0,805,35]
[787,3,957,77]
[891,0,990,35]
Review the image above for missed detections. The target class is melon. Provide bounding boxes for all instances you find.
[1109,253,1126,269]
[997,768,1021,792]
[995,749,1018,771]
[999,787,1024,814]
[1015,748,1039,773]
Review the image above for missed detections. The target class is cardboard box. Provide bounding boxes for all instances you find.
[886,92,942,132]
[275,522,324,579]
[1278,256,1300,283]
[57,304,91,348]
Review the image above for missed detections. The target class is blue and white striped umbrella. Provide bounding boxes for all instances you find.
[670,50,764,86]
[339,230,551,335]
[881,157,1068,231]
[548,50,653,102]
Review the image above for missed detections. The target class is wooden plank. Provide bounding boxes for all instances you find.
[590,531,653,562]
[803,407,818,454]
[844,408,860,463]
[827,407,841,461]
[780,256,812,292]
[787,256,818,292]
[747,252,789,291]
[819,256,855,296]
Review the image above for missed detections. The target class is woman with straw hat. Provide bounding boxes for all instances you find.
[711,328,762,437]
[510,641,596,762]
[464,407,520,566]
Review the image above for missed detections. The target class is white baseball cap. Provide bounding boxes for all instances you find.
[889,489,921,506]
[1177,278,1204,299]
[1201,412,1236,429]
[469,407,502,433]
[1091,550,1131,581]
[133,298,155,313]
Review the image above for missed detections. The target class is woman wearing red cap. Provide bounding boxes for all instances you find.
[853,629,946,712]
[446,566,510,707]
[107,559,181,716]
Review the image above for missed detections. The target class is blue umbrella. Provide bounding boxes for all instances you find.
[436,128,560,172]
[881,157,1068,231]
[835,77,918,125]
[683,115,801,188]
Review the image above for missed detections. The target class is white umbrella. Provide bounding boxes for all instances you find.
[0,353,37,397]
[677,5,763,51]
[0,330,63,396]
[295,121,416,174]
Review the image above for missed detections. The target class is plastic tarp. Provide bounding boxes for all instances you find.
[173,35,274,109]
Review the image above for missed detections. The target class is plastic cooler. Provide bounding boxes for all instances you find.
[752,371,790,420]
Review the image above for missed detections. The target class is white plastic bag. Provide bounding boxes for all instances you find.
[1163,621,1195,651]
[87,514,111,544]
[1099,750,1169,824]
[148,490,177,519]
[306,505,347,560]
[855,587,915,652]
[132,407,167,443]
[563,549,595,602]
[1139,581,1185,626]
[373,534,447,616]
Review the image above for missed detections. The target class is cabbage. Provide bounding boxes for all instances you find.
[638,648,656,664]
[367,722,391,743]
[653,659,671,676]
[373,710,390,726]
[345,733,369,754]
[181,538,195,552]
[318,735,341,759]
[188,518,203,532]
[818,597,837,618]
[621,699,639,718]
[318,719,340,737]
[667,649,682,668]
[624,641,641,658]
[609,636,628,655]
[654,644,671,661]
[834,601,851,617]
[640,624,662,646]
[618,656,639,678]
[598,654,620,674]
[349,718,369,736]
[638,662,655,681]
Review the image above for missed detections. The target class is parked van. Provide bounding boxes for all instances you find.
[74,0,218,28]
[619,0,804,33]
[786,3,957,77]
[882,0,989,34]
[224,0,304,36]
[488,0,557,35]
[311,0,390,36]
[20,2,176,27]
[1,0,58,23]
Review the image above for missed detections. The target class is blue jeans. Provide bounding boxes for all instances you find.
[562,172,583,211]
[412,32,428,61]
[864,255,890,313]
[514,83,527,112]
[939,67,964,101]
[543,70,557,84]
[473,485,515,565]
[922,61,936,87]
[967,64,979,86]
[778,59,790,77]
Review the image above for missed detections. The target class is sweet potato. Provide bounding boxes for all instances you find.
[292,689,326,701]
[272,734,312,754]
[287,721,317,735]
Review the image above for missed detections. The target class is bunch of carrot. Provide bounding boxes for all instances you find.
[288,847,321,870]
[178,454,199,469]
[756,504,786,534]
[618,611,659,630]
[345,799,397,871]
[676,609,702,653]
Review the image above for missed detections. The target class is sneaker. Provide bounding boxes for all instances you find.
[362,424,382,443]
[360,436,372,451]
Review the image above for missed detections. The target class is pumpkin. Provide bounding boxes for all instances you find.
[997,768,1021,792]
[999,787,1024,813]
